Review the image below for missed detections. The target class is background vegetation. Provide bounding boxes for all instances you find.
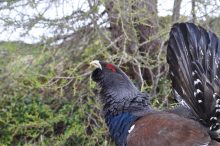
[0,0,220,145]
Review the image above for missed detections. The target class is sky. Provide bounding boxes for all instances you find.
[0,0,217,43]
[158,0,191,16]
[0,0,84,43]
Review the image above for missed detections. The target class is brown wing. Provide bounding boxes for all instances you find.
[127,112,213,146]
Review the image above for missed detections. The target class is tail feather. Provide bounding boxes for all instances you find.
[167,22,220,139]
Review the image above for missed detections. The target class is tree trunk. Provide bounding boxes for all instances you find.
[192,0,196,23]
[172,0,182,22]
[105,0,161,88]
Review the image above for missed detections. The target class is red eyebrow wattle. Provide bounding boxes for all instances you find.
[106,64,116,72]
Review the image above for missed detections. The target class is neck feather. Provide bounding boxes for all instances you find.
[101,90,151,117]
[105,113,139,146]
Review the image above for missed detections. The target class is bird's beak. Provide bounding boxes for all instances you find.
[90,60,102,70]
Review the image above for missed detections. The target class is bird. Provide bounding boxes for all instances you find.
[90,60,219,146]
[167,22,220,142]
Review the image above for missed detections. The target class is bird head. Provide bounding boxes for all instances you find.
[90,60,147,145]
[90,60,139,104]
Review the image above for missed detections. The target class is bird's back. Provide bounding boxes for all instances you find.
[127,111,211,146]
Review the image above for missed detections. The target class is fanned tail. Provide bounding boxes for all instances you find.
[167,22,220,140]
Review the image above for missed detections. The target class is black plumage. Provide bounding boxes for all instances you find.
[90,60,218,146]
[167,22,220,141]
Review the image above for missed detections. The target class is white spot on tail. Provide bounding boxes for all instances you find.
[194,79,201,85]
[208,50,211,56]
[128,125,135,133]
[200,49,204,56]
[215,59,219,69]
[194,89,202,97]
[213,93,218,98]
[215,60,218,66]
[196,89,202,94]
[210,117,217,121]
[198,100,203,103]
[199,143,209,146]
[216,105,220,108]
[209,123,218,130]
[192,71,196,76]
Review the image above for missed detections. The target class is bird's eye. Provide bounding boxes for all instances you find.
[106,63,116,72]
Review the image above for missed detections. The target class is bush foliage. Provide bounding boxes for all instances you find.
[0,33,173,146]
[0,41,114,146]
